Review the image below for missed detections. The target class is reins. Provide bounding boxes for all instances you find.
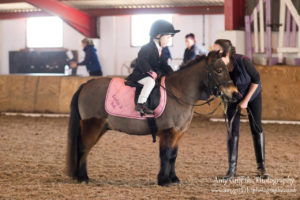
[224,106,263,140]
[224,107,240,139]
[247,108,263,133]
[158,58,225,116]
[193,101,223,116]
[159,84,217,107]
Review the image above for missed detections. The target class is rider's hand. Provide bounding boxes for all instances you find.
[238,99,249,109]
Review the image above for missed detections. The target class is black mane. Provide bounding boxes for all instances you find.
[177,51,221,71]
[178,55,207,71]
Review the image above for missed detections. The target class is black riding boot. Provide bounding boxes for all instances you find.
[252,131,270,179]
[136,103,154,115]
[223,135,239,180]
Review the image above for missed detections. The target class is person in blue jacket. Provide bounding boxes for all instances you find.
[70,38,103,76]
[162,46,172,65]
[212,39,270,180]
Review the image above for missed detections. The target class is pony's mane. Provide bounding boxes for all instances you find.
[178,55,207,71]
[176,51,222,71]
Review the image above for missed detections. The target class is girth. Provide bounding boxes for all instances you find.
[125,78,163,143]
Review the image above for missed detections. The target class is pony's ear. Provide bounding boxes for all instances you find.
[216,50,223,58]
[207,50,218,65]
[215,58,227,68]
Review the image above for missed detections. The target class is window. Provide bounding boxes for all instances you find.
[26,16,63,48]
[131,14,173,47]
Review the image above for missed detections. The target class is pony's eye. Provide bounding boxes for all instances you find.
[216,69,222,73]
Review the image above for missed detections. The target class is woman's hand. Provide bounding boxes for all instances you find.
[238,99,249,109]
[69,61,77,68]
[238,83,259,109]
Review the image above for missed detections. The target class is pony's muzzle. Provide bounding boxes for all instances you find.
[220,85,239,103]
[232,91,241,102]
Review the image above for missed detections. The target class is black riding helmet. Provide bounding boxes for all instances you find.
[149,20,180,39]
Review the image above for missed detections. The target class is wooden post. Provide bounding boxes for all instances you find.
[278,0,286,63]
[245,16,253,60]
[283,0,300,57]
[265,0,272,65]
[259,0,265,53]
[291,18,297,47]
[285,10,291,47]
[298,27,300,57]
[254,7,259,53]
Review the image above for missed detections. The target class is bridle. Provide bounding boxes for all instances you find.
[205,58,233,98]
[161,56,262,139]
[160,57,232,112]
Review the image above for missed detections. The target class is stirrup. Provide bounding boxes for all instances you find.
[136,104,145,116]
[143,107,154,115]
[136,103,154,115]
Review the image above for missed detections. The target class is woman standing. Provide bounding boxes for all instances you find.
[212,39,270,180]
[70,38,103,76]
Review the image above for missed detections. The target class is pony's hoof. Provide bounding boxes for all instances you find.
[158,176,172,186]
[170,176,180,183]
[78,176,89,184]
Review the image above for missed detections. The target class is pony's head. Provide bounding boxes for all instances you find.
[206,51,239,103]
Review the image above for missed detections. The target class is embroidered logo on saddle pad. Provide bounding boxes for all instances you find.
[105,77,167,120]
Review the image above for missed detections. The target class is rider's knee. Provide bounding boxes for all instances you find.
[145,77,156,87]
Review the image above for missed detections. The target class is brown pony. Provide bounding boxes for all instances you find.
[66,51,239,186]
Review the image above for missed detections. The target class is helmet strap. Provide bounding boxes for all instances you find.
[156,35,163,47]
[154,36,162,47]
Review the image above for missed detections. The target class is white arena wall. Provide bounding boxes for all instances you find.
[0,14,225,76]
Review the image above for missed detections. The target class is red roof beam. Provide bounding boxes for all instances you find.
[0,0,23,3]
[84,6,224,16]
[0,11,50,20]
[24,0,98,38]
[224,0,245,30]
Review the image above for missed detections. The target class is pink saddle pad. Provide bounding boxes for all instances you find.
[105,77,167,120]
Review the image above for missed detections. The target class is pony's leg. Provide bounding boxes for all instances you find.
[169,147,180,183]
[78,118,109,183]
[158,129,184,186]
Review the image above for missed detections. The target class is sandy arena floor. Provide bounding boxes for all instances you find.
[0,115,299,199]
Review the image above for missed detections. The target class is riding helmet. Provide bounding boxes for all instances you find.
[149,20,180,39]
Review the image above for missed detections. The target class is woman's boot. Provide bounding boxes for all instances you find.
[253,131,270,179]
[223,135,239,180]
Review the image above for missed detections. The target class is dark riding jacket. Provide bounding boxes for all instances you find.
[78,45,102,73]
[183,44,208,64]
[231,54,261,102]
[126,40,174,82]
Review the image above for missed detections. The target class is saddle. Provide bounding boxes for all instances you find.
[125,78,161,110]
[105,77,167,143]
[105,77,166,120]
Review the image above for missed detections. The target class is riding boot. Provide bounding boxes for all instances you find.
[252,131,270,179]
[223,135,239,180]
[136,103,154,115]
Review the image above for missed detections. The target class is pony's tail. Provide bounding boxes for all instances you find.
[66,83,85,178]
